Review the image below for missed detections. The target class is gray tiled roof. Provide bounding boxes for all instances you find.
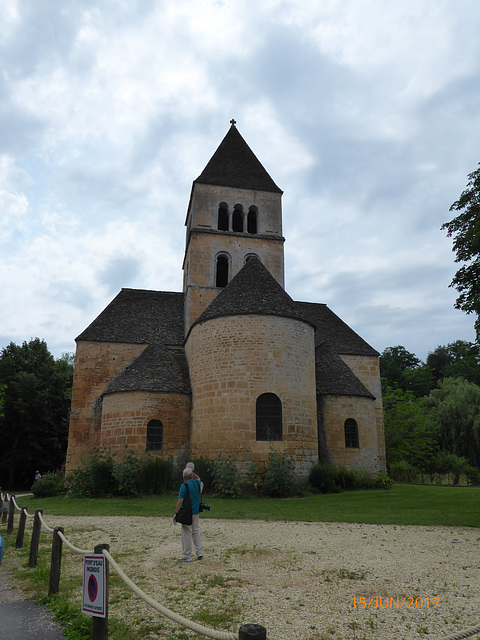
[296,301,379,356]
[315,342,375,399]
[103,344,191,395]
[195,124,283,194]
[190,257,313,332]
[76,289,184,345]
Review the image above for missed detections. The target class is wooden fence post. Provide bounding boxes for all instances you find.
[1,493,7,524]
[7,496,15,534]
[29,510,43,568]
[239,624,267,640]
[16,508,27,548]
[48,526,64,596]
[92,543,110,640]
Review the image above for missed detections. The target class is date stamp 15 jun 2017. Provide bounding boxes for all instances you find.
[353,596,439,610]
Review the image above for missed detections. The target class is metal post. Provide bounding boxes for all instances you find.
[92,544,110,640]
[48,527,64,596]
[28,510,43,568]
[16,508,27,548]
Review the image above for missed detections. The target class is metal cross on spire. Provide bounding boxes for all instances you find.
[230,119,236,126]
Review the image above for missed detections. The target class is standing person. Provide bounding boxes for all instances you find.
[186,461,203,494]
[34,470,42,482]
[173,467,204,562]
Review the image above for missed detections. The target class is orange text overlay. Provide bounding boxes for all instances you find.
[352,597,439,610]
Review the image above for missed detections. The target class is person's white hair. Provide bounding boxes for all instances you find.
[186,462,195,470]
[183,467,193,480]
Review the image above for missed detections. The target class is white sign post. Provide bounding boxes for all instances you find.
[82,554,106,617]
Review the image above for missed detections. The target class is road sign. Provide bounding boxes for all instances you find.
[82,554,106,617]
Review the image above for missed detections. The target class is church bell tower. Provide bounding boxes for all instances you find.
[183,122,286,334]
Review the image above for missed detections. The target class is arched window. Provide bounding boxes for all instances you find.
[218,203,229,231]
[216,254,229,287]
[247,206,258,234]
[146,419,163,451]
[256,393,282,441]
[232,204,244,232]
[245,253,260,264]
[344,419,359,448]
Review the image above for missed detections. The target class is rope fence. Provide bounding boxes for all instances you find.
[1,490,479,640]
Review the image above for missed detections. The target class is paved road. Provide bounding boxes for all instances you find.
[0,567,65,640]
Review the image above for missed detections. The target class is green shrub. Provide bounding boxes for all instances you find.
[464,465,480,486]
[190,456,214,493]
[31,466,66,498]
[137,456,173,494]
[389,460,417,483]
[210,454,242,497]
[334,466,358,490]
[247,447,296,497]
[308,464,339,494]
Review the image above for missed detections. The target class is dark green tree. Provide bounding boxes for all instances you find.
[427,340,480,386]
[383,386,439,471]
[0,339,74,487]
[442,164,480,343]
[428,377,480,467]
[379,346,421,392]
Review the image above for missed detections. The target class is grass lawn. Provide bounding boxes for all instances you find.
[14,483,480,527]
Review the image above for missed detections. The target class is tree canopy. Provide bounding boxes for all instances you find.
[0,339,74,488]
[442,164,480,343]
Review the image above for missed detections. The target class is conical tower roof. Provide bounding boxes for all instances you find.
[195,123,282,193]
[189,257,311,332]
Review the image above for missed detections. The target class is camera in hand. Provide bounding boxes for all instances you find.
[199,502,211,512]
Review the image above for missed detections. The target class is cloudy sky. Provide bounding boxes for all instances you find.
[1,0,479,362]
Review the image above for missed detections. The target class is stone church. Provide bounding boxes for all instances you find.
[66,123,386,481]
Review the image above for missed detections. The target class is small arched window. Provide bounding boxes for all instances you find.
[344,419,359,449]
[218,203,229,231]
[232,205,244,232]
[245,253,260,264]
[247,206,258,234]
[256,393,282,441]
[216,254,229,287]
[146,419,163,451]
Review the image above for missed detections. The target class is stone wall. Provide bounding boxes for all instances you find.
[65,341,146,473]
[101,390,191,468]
[320,394,384,474]
[185,313,318,480]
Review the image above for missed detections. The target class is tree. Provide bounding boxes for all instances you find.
[428,377,480,468]
[379,346,421,392]
[442,164,480,343]
[427,340,480,386]
[0,339,74,488]
[383,387,439,471]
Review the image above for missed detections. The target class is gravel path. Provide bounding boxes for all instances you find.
[27,515,480,640]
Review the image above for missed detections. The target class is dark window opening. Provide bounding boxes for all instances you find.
[216,255,229,287]
[218,204,229,231]
[146,419,163,451]
[256,393,282,441]
[247,207,258,234]
[344,418,359,448]
[232,205,243,232]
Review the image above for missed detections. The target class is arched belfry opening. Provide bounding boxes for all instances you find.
[216,254,229,287]
[218,203,229,231]
[232,204,244,232]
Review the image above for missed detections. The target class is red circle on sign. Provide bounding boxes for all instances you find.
[88,574,98,602]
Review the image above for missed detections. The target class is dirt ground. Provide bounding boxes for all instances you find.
[9,514,479,640]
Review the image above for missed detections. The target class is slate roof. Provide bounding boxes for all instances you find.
[190,257,313,332]
[103,344,191,396]
[315,343,375,399]
[296,301,379,357]
[195,124,283,194]
[76,289,184,345]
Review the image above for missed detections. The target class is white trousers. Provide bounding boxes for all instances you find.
[180,514,204,560]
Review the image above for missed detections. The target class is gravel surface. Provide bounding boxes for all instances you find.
[29,515,480,640]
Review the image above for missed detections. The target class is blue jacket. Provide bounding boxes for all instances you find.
[178,479,201,515]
